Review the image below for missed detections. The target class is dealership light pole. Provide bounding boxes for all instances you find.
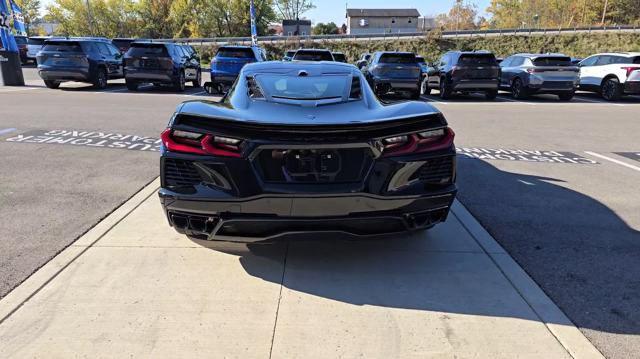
[85,0,94,36]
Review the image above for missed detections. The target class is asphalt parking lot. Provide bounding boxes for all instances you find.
[1,67,639,358]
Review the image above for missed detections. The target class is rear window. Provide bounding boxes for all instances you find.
[294,50,334,61]
[379,53,416,64]
[415,56,425,64]
[112,39,133,49]
[217,47,254,58]
[42,41,83,52]
[14,37,27,45]
[533,57,572,66]
[127,44,169,57]
[28,38,46,45]
[333,53,346,62]
[285,50,296,57]
[256,75,348,100]
[458,54,497,65]
[621,56,640,64]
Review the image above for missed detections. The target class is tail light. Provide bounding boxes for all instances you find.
[451,66,460,75]
[527,68,545,73]
[621,67,640,77]
[381,128,455,157]
[161,129,242,158]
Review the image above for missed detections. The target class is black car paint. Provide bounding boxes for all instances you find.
[159,61,457,241]
[426,51,500,99]
[36,39,124,89]
[124,42,201,91]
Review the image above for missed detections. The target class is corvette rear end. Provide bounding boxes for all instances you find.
[159,61,457,241]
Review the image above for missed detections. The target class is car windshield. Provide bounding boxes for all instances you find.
[42,41,83,52]
[379,53,416,64]
[458,54,497,65]
[533,57,572,66]
[28,38,46,45]
[255,74,348,100]
[294,51,333,61]
[127,44,168,57]
[217,47,254,58]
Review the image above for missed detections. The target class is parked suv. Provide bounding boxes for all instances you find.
[361,51,422,99]
[124,42,201,91]
[578,52,640,101]
[499,53,579,101]
[14,35,28,64]
[210,45,266,91]
[426,51,500,100]
[292,49,334,61]
[37,39,124,89]
[26,36,50,63]
[282,50,296,61]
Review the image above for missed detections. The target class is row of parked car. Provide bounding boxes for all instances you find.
[23,35,640,101]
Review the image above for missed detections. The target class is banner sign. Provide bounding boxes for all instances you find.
[9,0,26,36]
[0,0,19,52]
[250,0,258,46]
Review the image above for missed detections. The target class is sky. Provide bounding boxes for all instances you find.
[307,0,492,25]
[38,0,493,24]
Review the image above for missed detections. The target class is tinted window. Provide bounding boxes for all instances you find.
[256,75,348,100]
[595,56,613,65]
[112,39,133,49]
[333,53,347,62]
[580,56,598,67]
[127,44,169,57]
[28,38,46,45]
[632,56,640,64]
[500,57,513,67]
[510,57,524,66]
[294,50,333,61]
[458,54,497,65]
[217,47,254,58]
[96,42,111,56]
[42,41,83,52]
[533,56,572,66]
[107,44,121,56]
[615,56,640,64]
[415,56,425,64]
[285,50,296,57]
[379,53,416,64]
[14,37,27,45]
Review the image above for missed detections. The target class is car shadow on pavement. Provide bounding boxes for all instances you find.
[192,157,639,356]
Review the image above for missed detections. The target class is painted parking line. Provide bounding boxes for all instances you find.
[0,87,42,93]
[4,129,161,152]
[614,152,640,163]
[0,128,17,136]
[585,151,640,172]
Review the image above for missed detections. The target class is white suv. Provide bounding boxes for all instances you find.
[578,52,640,100]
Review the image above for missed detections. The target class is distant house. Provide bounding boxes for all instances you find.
[346,8,421,35]
[282,19,312,36]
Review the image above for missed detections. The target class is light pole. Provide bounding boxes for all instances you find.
[85,0,94,36]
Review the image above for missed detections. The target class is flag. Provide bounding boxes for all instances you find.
[250,0,257,46]
[9,0,26,36]
[0,0,19,52]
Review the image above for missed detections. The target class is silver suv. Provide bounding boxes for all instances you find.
[499,53,579,101]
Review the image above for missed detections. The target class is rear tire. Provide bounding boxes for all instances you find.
[511,78,528,99]
[126,80,138,91]
[601,77,622,101]
[485,90,498,100]
[558,91,575,101]
[44,80,60,89]
[93,68,108,89]
[439,78,452,99]
[192,70,202,88]
[174,71,186,92]
[410,89,421,100]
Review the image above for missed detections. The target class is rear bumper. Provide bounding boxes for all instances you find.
[528,80,577,92]
[371,77,420,90]
[624,81,640,94]
[159,188,457,242]
[38,67,90,82]
[125,68,174,83]
[210,72,238,84]
[452,79,499,91]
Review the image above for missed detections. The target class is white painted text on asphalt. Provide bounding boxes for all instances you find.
[5,129,162,152]
[456,147,598,164]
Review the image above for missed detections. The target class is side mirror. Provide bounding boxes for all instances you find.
[357,60,366,69]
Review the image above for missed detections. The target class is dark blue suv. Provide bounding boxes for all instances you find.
[210,45,266,92]
[37,39,124,89]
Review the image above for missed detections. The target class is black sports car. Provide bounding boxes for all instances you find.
[159,61,457,241]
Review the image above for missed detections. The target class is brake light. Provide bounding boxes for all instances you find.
[381,128,455,157]
[527,68,544,73]
[160,129,242,157]
[621,67,640,77]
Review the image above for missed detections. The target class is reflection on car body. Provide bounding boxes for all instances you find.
[159,61,457,241]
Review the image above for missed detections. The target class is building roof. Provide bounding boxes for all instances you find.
[282,19,312,26]
[346,8,420,18]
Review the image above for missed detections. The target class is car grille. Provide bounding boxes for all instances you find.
[418,156,455,185]
[254,147,374,184]
[163,158,202,187]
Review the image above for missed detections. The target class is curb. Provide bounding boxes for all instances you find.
[0,178,160,324]
[451,200,604,359]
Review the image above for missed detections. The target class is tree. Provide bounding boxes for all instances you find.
[436,0,479,31]
[274,0,314,20]
[13,0,41,35]
[312,22,338,35]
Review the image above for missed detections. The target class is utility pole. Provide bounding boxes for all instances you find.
[600,0,609,26]
[85,0,94,35]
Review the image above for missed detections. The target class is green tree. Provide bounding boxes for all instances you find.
[274,0,314,20]
[436,0,479,31]
[13,0,41,35]
[312,22,338,35]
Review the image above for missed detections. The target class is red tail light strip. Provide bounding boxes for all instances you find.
[382,128,455,157]
[160,129,242,158]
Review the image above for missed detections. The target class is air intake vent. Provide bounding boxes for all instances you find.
[247,76,264,99]
[418,156,454,185]
[349,76,362,99]
[164,158,202,187]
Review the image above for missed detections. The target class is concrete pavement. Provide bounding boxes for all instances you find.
[0,180,601,358]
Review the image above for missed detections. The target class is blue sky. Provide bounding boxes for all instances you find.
[307,0,492,25]
[38,0,492,24]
